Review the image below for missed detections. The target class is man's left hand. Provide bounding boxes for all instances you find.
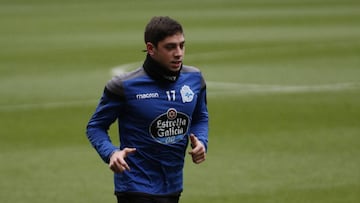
[188,134,206,164]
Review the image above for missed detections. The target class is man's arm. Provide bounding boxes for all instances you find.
[189,76,209,164]
[86,89,122,163]
[190,82,209,151]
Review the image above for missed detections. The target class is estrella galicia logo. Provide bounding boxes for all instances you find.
[149,108,190,144]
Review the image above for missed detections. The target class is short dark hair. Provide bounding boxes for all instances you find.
[144,16,183,47]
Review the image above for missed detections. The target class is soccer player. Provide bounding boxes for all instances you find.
[86,16,209,203]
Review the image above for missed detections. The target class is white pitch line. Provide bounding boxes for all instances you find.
[1,64,359,112]
[207,81,360,95]
[110,63,360,94]
[0,100,99,112]
[111,62,141,76]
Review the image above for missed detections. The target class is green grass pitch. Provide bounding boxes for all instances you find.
[1,0,360,202]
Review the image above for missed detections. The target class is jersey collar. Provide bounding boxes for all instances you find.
[143,54,182,83]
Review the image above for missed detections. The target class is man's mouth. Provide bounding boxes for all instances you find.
[172,61,182,66]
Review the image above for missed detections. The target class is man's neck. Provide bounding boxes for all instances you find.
[142,54,181,82]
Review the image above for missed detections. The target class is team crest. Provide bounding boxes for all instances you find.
[180,85,194,103]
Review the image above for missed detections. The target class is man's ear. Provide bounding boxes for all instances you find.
[146,42,155,56]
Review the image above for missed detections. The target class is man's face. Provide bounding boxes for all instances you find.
[147,32,185,72]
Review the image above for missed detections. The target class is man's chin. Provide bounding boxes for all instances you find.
[169,63,182,71]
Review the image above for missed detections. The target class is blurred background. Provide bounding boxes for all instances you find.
[0,0,359,202]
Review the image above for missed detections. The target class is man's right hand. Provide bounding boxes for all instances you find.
[109,148,137,173]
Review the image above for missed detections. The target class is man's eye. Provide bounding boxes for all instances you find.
[165,45,176,50]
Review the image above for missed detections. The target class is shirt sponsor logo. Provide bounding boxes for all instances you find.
[136,92,159,99]
[149,108,189,144]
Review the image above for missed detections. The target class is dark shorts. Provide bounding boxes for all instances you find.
[115,192,180,203]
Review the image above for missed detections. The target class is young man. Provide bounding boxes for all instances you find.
[86,16,209,203]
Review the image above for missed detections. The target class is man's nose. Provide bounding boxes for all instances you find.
[174,46,183,57]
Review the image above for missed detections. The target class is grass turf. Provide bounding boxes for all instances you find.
[1,0,359,202]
